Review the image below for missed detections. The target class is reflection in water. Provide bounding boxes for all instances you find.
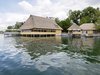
[33,52,85,72]
[16,37,62,59]
[32,52,100,75]
[15,36,100,63]
[0,34,100,75]
[62,37,100,63]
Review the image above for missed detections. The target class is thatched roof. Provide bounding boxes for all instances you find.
[80,23,96,30]
[20,15,62,30]
[68,23,81,30]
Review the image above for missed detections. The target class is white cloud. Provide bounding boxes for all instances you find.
[18,1,33,12]
[18,0,89,19]
[86,0,100,5]
[0,0,100,30]
[18,0,100,20]
[18,0,67,19]
[19,0,100,19]
[0,12,28,30]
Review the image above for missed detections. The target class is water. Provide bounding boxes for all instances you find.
[0,34,100,75]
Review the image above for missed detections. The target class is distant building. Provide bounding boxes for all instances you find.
[80,23,96,36]
[68,23,81,35]
[68,23,96,36]
[20,15,62,37]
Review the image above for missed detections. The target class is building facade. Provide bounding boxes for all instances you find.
[20,15,62,37]
[80,23,96,36]
[68,23,96,37]
[68,23,82,36]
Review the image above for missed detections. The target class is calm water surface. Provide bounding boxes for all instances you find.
[0,34,100,75]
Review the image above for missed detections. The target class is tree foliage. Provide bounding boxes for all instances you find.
[7,26,13,29]
[95,9,100,31]
[55,6,100,32]
[69,7,100,25]
[7,22,23,29]
[81,7,97,23]
[69,10,81,25]
[14,22,23,29]
[55,18,71,32]
[80,16,91,24]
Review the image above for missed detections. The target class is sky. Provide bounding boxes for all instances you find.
[0,0,100,30]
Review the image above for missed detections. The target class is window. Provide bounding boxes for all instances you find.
[32,29,56,32]
[22,29,32,32]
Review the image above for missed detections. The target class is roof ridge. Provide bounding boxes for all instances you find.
[20,15,62,30]
[68,24,81,30]
[31,15,46,19]
[30,15,36,28]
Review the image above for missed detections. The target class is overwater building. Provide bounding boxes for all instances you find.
[20,15,62,37]
[68,23,96,36]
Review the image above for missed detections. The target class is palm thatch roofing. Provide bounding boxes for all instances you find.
[80,23,96,30]
[20,15,62,30]
[68,23,81,30]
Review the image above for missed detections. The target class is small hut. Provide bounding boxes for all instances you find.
[80,23,96,36]
[68,23,81,35]
[20,15,62,37]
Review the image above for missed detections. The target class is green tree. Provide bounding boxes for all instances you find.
[55,18,60,25]
[56,6,100,32]
[7,26,13,29]
[14,22,23,29]
[81,7,97,23]
[69,10,81,25]
[95,18,100,31]
[58,18,71,32]
[95,9,100,31]
[80,16,91,24]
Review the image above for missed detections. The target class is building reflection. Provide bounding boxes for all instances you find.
[14,36,100,63]
[66,37,100,63]
[67,37,94,51]
[15,36,62,59]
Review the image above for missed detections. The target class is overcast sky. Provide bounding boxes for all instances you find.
[0,0,100,30]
